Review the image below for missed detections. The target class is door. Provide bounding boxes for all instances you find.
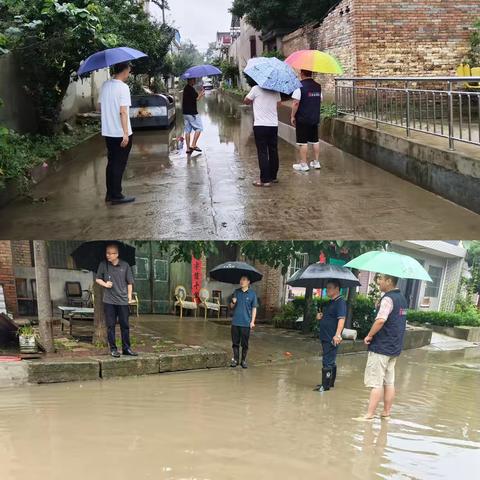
[132,242,171,314]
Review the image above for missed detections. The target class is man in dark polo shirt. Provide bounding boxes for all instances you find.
[229,275,258,369]
[182,78,205,154]
[315,279,347,392]
[95,244,137,358]
[354,274,408,421]
[291,69,323,172]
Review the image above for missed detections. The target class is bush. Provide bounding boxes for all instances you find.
[321,103,337,119]
[273,303,301,329]
[407,310,480,327]
[350,295,376,339]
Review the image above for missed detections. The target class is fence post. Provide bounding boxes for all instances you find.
[405,81,410,137]
[447,80,455,150]
[375,79,379,129]
[334,79,338,117]
[352,79,356,121]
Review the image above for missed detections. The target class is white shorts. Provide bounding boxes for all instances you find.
[184,114,203,133]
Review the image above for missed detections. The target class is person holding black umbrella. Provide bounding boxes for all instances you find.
[95,243,137,358]
[229,275,258,369]
[315,279,347,392]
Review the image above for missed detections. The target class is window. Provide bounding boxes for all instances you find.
[48,241,83,269]
[15,278,28,299]
[425,266,443,298]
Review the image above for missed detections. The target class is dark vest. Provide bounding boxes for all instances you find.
[295,78,322,125]
[369,289,408,357]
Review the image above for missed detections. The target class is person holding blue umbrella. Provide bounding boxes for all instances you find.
[79,47,147,205]
[243,57,301,187]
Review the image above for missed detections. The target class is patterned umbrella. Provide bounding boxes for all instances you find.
[244,57,301,94]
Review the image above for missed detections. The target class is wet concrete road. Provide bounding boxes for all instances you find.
[1,91,479,240]
[0,346,479,479]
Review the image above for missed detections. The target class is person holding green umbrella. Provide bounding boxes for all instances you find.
[345,251,431,421]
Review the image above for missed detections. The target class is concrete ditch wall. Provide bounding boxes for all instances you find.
[429,325,480,343]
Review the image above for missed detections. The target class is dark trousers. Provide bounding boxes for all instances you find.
[322,341,338,368]
[231,325,251,362]
[253,126,279,183]
[104,303,131,351]
[105,135,133,199]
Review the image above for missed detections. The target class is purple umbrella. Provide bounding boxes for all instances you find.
[181,64,222,80]
[77,47,148,76]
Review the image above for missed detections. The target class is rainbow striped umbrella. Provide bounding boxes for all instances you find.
[285,50,343,75]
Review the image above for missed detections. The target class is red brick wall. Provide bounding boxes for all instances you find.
[11,241,33,267]
[252,261,284,320]
[0,241,18,316]
[354,0,480,76]
[282,0,480,98]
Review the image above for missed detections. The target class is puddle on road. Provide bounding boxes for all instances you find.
[0,347,479,479]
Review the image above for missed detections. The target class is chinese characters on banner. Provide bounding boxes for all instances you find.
[191,255,203,302]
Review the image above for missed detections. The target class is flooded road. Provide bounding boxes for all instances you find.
[1,91,480,239]
[1,347,479,479]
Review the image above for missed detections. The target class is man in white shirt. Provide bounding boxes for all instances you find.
[98,62,135,205]
[244,81,282,187]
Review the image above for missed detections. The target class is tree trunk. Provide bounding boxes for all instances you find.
[93,280,108,347]
[302,286,314,334]
[346,269,360,329]
[33,241,55,353]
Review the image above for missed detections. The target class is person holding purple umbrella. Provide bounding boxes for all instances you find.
[98,62,135,205]
[182,78,205,155]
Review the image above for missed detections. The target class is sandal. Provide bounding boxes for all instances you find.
[186,149,193,155]
[252,181,271,187]
[192,146,202,152]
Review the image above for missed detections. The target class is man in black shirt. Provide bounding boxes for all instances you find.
[182,78,205,154]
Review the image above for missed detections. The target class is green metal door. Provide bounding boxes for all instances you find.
[132,242,171,314]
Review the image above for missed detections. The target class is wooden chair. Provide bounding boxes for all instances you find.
[212,289,230,318]
[129,292,140,317]
[198,288,220,319]
[174,285,197,318]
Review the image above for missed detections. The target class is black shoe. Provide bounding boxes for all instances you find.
[122,348,138,356]
[241,361,248,369]
[111,350,120,358]
[111,196,135,205]
[230,359,238,367]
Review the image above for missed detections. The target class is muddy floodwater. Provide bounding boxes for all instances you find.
[1,347,479,480]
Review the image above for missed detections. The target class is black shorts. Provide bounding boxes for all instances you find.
[296,122,319,145]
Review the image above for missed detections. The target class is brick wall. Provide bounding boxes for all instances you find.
[282,0,480,98]
[252,261,285,320]
[0,241,18,316]
[11,241,33,267]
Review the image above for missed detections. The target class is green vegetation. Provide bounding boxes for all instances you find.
[231,0,341,34]
[465,19,480,66]
[321,103,337,119]
[17,324,36,337]
[407,310,480,328]
[0,111,98,191]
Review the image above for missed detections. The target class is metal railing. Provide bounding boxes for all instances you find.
[335,77,480,150]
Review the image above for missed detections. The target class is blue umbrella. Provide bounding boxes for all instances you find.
[244,57,301,94]
[77,47,148,76]
[181,64,222,80]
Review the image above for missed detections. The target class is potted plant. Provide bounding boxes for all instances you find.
[17,325,38,353]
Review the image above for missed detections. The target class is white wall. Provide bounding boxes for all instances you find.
[13,267,93,309]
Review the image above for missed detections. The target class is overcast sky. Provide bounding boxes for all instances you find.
[150,0,233,51]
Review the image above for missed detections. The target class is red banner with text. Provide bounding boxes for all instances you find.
[191,256,203,302]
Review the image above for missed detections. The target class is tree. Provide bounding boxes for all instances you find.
[205,41,219,64]
[0,1,174,133]
[466,241,480,297]
[230,0,340,34]
[33,241,55,353]
[171,41,203,77]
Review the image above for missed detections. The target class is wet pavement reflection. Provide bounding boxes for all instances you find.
[0,347,478,479]
[0,91,479,240]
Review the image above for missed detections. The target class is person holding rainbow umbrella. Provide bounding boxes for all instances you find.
[285,50,343,172]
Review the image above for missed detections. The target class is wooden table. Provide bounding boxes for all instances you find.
[58,307,94,336]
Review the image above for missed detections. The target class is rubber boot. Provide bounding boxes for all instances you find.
[314,367,333,392]
[331,365,337,388]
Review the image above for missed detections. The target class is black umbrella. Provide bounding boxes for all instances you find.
[209,261,263,284]
[71,241,136,272]
[286,263,360,289]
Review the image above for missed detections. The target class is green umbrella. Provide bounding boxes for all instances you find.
[344,251,432,281]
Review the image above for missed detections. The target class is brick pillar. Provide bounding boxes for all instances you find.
[0,241,18,317]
